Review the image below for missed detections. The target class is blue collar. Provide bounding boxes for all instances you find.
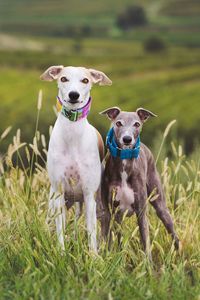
[106,127,140,160]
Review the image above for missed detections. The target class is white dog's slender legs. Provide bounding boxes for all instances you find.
[47,186,66,250]
[84,192,97,253]
[55,202,65,250]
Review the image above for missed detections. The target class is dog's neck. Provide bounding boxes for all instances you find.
[56,90,92,122]
[55,92,91,144]
[56,96,92,122]
[106,127,140,160]
[56,113,88,147]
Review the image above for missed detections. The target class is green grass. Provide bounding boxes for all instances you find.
[0,122,200,299]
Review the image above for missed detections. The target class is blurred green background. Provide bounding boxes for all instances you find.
[0,0,200,154]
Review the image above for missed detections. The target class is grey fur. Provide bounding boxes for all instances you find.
[100,108,179,259]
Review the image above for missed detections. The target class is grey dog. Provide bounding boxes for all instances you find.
[100,106,179,259]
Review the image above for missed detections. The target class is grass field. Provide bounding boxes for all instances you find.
[0,120,200,299]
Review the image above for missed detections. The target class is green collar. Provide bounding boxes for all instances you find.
[57,96,92,122]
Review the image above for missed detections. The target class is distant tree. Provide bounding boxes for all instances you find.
[117,5,147,30]
[81,25,92,37]
[144,36,166,52]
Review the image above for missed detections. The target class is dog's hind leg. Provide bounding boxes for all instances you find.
[150,199,179,249]
[147,157,179,250]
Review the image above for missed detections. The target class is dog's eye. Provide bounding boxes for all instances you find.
[60,77,69,82]
[81,78,89,84]
[134,122,140,128]
[116,121,123,127]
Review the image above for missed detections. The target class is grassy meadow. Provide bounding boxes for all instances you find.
[0,117,200,299]
[0,0,200,299]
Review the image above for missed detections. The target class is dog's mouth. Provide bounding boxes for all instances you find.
[68,99,81,104]
[121,144,134,150]
[117,140,135,150]
[64,99,84,109]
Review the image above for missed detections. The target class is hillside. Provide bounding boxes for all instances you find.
[0,0,200,45]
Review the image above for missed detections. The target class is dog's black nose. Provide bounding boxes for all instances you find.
[68,91,80,102]
[123,136,132,144]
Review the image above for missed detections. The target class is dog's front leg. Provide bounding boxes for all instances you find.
[47,186,66,250]
[84,192,97,253]
[135,202,152,261]
[100,210,111,240]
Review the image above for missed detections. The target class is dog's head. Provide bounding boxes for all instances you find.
[40,66,112,109]
[100,107,157,149]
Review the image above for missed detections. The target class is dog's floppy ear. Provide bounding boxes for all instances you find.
[40,65,64,81]
[100,107,121,120]
[136,108,157,123]
[88,69,112,86]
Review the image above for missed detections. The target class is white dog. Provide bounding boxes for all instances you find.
[40,66,112,252]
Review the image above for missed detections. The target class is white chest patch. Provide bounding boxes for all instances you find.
[47,116,101,201]
[111,161,135,215]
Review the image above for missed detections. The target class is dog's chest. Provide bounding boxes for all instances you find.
[47,117,101,200]
[109,161,135,215]
[64,158,82,186]
[61,156,85,203]
[50,149,93,194]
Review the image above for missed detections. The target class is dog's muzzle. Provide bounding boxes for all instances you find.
[68,91,80,104]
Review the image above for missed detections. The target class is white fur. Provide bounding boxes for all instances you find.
[42,66,112,253]
[57,67,93,110]
[115,161,135,215]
